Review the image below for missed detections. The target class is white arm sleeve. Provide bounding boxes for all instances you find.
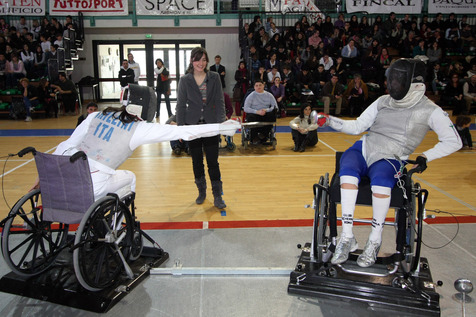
[328,99,379,134]
[422,108,462,162]
[129,122,235,151]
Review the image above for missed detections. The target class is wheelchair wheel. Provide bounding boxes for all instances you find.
[73,196,133,292]
[311,173,330,263]
[241,129,248,149]
[1,189,69,277]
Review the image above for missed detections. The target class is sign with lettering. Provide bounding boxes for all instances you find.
[0,0,46,16]
[345,0,423,14]
[136,0,213,15]
[49,0,128,16]
[428,0,476,14]
[265,0,324,21]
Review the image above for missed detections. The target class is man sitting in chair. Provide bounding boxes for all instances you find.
[317,58,461,267]
[243,79,278,144]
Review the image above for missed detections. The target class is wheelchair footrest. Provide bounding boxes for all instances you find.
[288,242,440,316]
[0,246,169,313]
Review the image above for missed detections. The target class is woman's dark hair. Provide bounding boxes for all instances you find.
[102,106,140,124]
[455,115,471,127]
[39,78,49,89]
[186,47,209,74]
[299,103,312,124]
[155,58,164,66]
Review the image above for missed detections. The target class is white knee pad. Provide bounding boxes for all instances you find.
[371,185,391,196]
[340,175,359,187]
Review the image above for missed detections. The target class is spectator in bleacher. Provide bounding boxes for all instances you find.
[33,45,46,78]
[300,45,312,64]
[276,45,289,65]
[16,17,29,33]
[389,22,406,52]
[5,54,26,88]
[51,18,63,36]
[334,14,345,30]
[320,74,344,115]
[264,17,273,33]
[290,103,318,152]
[431,13,445,31]
[51,72,77,115]
[292,56,303,76]
[334,56,347,83]
[362,34,373,51]
[210,55,226,89]
[341,39,359,67]
[20,43,34,75]
[119,59,135,88]
[419,23,431,41]
[0,53,6,89]
[306,54,319,72]
[38,78,58,118]
[319,54,333,71]
[20,78,38,122]
[367,39,382,59]
[442,73,466,115]
[463,74,476,114]
[409,22,420,38]
[265,52,280,73]
[403,31,418,57]
[249,53,261,82]
[249,15,262,34]
[426,41,443,65]
[281,65,295,98]
[400,14,412,33]
[344,73,368,116]
[270,76,286,118]
[44,44,58,68]
[460,23,475,47]
[256,65,267,84]
[429,62,447,95]
[308,29,322,50]
[412,39,427,58]
[233,61,249,116]
[359,16,371,36]
[268,22,280,38]
[458,15,468,30]
[314,41,327,60]
[53,33,63,48]
[467,63,476,77]
[39,34,51,53]
[127,53,141,84]
[382,12,397,43]
[40,17,53,38]
[0,17,9,34]
[296,66,315,94]
[445,24,461,51]
[65,15,79,32]
[370,24,384,45]
[445,13,458,30]
[31,20,41,40]
[301,15,310,31]
[420,15,429,29]
[318,16,331,37]
[154,58,172,118]
[313,64,327,90]
[267,65,281,87]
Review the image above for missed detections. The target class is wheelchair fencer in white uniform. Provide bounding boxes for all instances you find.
[0,85,240,292]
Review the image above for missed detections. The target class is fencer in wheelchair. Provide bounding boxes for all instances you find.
[1,85,240,292]
[315,58,462,269]
[241,79,278,148]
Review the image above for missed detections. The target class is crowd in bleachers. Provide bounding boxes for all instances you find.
[237,12,476,116]
[0,16,78,89]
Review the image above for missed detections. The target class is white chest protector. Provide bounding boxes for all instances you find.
[79,112,139,170]
[365,95,437,166]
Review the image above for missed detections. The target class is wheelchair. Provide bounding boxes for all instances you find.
[288,152,441,316]
[0,147,166,296]
[240,111,277,150]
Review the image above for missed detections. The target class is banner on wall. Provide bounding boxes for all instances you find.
[49,0,128,16]
[428,0,476,14]
[346,0,423,14]
[265,0,325,21]
[0,0,46,16]
[136,0,214,15]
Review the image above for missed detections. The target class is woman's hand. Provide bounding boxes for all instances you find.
[29,177,40,192]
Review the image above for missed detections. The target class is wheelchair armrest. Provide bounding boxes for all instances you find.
[18,147,36,157]
[70,151,87,162]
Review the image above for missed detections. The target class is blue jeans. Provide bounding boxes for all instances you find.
[23,97,39,117]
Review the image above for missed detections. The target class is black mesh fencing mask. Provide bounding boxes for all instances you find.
[387,59,426,100]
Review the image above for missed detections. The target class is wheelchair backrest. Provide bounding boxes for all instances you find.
[34,151,95,224]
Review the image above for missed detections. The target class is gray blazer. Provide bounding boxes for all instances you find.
[176,71,226,125]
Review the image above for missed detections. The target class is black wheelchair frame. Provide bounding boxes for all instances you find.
[0,147,168,312]
[288,152,441,316]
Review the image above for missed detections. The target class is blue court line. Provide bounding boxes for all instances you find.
[0,123,473,137]
[0,129,74,137]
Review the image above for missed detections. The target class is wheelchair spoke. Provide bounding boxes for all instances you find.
[9,233,35,254]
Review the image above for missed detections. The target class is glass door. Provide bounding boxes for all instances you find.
[97,44,121,99]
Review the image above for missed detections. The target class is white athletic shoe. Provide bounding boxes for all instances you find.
[24,116,32,122]
[331,234,358,265]
[357,239,381,268]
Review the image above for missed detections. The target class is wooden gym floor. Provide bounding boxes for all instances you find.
[0,106,475,229]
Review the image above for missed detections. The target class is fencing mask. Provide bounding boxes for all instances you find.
[387,58,426,101]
